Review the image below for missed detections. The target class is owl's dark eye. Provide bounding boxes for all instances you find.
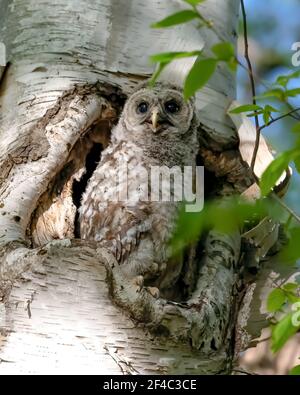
[164,100,180,114]
[137,101,149,114]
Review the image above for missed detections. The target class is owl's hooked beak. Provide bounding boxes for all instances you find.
[151,108,164,132]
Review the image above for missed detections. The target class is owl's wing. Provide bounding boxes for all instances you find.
[104,204,153,263]
[79,157,111,239]
[80,155,152,263]
[83,202,152,264]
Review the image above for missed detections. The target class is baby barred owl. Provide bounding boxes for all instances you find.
[79,83,199,294]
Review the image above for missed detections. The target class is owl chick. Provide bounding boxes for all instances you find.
[79,82,199,294]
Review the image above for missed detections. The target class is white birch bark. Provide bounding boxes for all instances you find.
[0,0,247,375]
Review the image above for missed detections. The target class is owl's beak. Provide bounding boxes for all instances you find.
[151,108,163,132]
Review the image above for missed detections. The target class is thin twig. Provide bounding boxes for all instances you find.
[259,107,300,132]
[192,5,225,42]
[254,336,271,344]
[240,0,300,225]
[287,112,300,121]
[285,101,300,121]
[196,1,300,126]
[238,59,300,122]
[240,0,260,171]
[271,193,300,224]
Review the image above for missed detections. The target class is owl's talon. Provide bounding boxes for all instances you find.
[132,275,144,292]
[134,275,144,286]
[146,286,160,299]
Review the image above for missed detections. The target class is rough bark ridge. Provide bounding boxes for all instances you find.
[0,0,263,374]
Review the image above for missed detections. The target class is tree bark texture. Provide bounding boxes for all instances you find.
[0,0,267,375]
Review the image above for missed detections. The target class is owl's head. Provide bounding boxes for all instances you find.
[120,83,196,139]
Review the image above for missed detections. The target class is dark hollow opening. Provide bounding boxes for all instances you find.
[72,143,103,237]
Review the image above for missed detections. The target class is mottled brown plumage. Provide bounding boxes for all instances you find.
[79,83,198,291]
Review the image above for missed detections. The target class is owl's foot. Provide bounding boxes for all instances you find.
[145,286,160,299]
[132,275,144,292]
[119,259,163,283]
[130,276,160,299]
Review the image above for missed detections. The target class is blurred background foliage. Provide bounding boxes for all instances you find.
[237,0,300,374]
[238,0,300,210]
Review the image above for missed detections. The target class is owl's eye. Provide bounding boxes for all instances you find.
[164,100,180,114]
[137,102,149,114]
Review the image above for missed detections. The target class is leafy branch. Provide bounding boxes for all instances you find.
[267,281,300,353]
[238,0,300,367]
[150,0,236,99]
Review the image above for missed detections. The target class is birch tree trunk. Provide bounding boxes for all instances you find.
[0,0,254,375]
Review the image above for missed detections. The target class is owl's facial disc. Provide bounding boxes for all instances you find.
[134,98,173,133]
[124,86,194,135]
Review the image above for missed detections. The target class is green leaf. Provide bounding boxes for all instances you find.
[170,198,267,257]
[227,57,238,72]
[211,42,235,61]
[149,63,168,86]
[150,51,202,86]
[292,123,300,134]
[170,206,205,256]
[280,227,300,263]
[260,151,292,196]
[276,76,289,87]
[289,365,300,375]
[150,51,202,64]
[286,293,300,304]
[255,88,286,102]
[264,104,280,113]
[183,0,205,5]
[267,288,287,312]
[184,58,217,99]
[287,70,300,79]
[271,313,299,353]
[211,203,241,234]
[247,110,264,117]
[263,110,271,125]
[293,151,300,173]
[151,10,199,28]
[283,283,299,292]
[262,105,279,125]
[229,104,262,114]
[276,70,300,87]
[285,88,300,97]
